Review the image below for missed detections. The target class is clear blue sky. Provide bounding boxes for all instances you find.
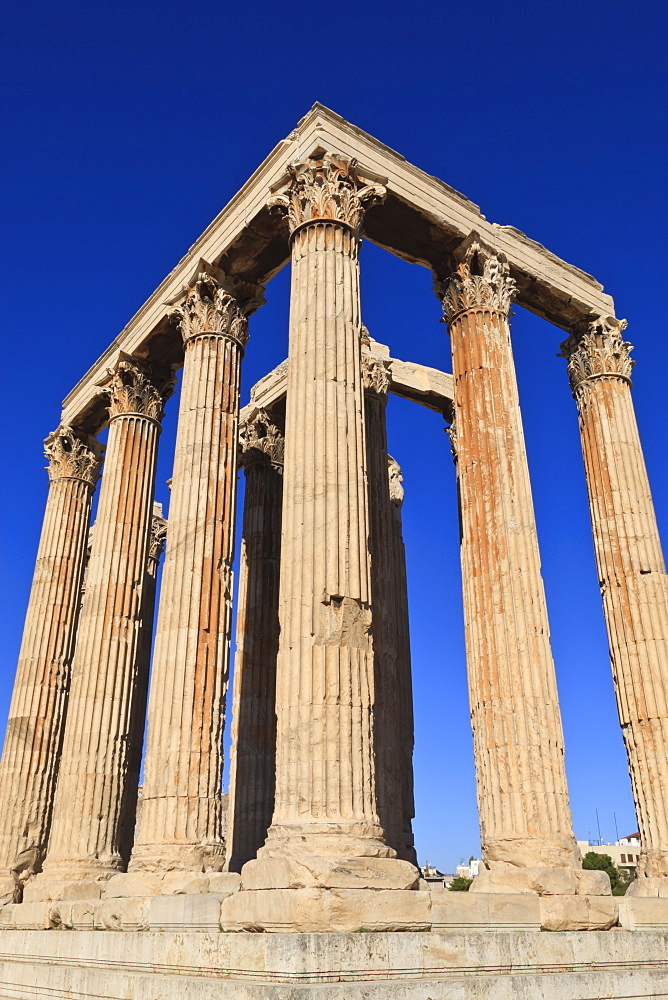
[1,0,666,871]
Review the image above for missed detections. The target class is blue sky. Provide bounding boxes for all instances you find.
[1,0,666,870]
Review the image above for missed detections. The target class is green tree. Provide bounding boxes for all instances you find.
[581,851,631,894]
[448,876,473,892]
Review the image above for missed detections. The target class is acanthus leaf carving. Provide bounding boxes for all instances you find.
[170,270,259,350]
[362,355,390,398]
[268,153,386,235]
[435,242,517,323]
[103,358,175,423]
[148,502,168,563]
[44,426,104,487]
[558,317,633,394]
[239,409,284,469]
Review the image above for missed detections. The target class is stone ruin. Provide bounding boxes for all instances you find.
[0,105,667,998]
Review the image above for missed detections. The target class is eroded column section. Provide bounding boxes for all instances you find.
[435,241,580,880]
[246,155,416,887]
[0,428,102,893]
[560,320,668,889]
[42,359,171,880]
[131,269,260,873]
[388,457,417,865]
[226,409,284,872]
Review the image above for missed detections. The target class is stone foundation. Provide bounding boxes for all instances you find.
[2,929,668,1000]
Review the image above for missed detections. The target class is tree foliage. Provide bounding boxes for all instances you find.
[581,851,632,894]
[448,876,473,892]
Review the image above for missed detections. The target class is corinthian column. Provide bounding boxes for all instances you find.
[41,359,172,880]
[362,353,404,859]
[226,409,284,872]
[435,241,580,882]
[388,457,417,865]
[560,320,668,890]
[131,269,261,873]
[244,154,416,888]
[0,428,102,892]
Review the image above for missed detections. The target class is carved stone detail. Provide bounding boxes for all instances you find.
[148,504,168,563]
[170,271,257,351]
[239,410,284,468]
[362,357,390,399]
[559,318,634,394]
[436,242,517,323]
[445,416,458,463]
[269,154,386,234]
[104,359,174,422]
[388,456,404,508]
[44,426,103,487]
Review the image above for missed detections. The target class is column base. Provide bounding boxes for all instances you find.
[627,876,668,897]
[39,856,122,882]
[482,835,582,869]
[471,865,611,896]
[128,842,225,874]
[259,820,395,861]
[241,855,419,890]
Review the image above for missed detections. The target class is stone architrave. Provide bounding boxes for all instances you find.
[560,320,668,888]
[388,456,417,865]
[0,428,102,892]
[226,409,284,873]
[244,154,416,887]
[362,352,405,860]
[117,503,167,866]
[41,359,172,881]
[435,241,581,881]
[130,269,261,873]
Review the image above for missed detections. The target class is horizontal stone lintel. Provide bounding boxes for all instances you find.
[242,342,454,424]
[60,104,614,433]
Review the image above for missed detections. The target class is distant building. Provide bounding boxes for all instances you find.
[577,833,641,875]
[419,863,456,889]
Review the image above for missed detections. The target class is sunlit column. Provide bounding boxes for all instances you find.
[560,320,668,887]
[255,155,401,867]
[131,269,261,872]
[42,359,172,879]
[435,241,580,876]
[0,427,102,891]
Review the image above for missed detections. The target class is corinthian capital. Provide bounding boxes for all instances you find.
[170,269,262,350]
[558,317,633,394]
[435,242,517,323]
[239,409,284,468]
[103,358,175,423]
[44,426,104,487]
[268,153,386,235]
[362,356,390,398]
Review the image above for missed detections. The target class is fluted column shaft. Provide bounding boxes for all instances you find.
[131,269,258,872]
[388,458,417,865]
[118,504,167,865]
[226,411,284,872]
[363,356,405,858]
[437,242,579,870]
[42,361,169,879]
[260,156,389,858]
[0,428,102,885]
[561,322,668,878]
